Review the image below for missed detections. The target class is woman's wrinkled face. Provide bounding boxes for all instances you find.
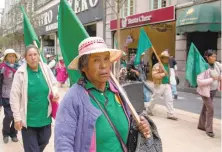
[82,52,111,83]
[5,53,16,64]
[25,48,40,69]
[206,53,216,64]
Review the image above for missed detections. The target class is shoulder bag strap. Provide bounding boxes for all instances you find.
[87,91,128,152]
[78,80,127,152]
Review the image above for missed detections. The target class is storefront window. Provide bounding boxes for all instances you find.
[120,0,134,18]
[151,0,166,10]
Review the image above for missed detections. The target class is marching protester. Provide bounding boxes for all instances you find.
[55,56,68,88]
[55,37,151,152]
[0,49,20,143]
[197,49,222,138]
[120,51,127,69]
[119,52,127,84]
[168,53,178,99]
[47,54,56,75]
[147,50,178,120]
[10,45,59,152]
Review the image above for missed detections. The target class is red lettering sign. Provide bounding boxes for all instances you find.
[110,6,175,31]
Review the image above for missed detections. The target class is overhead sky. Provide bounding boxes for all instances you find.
[0,0,5,9]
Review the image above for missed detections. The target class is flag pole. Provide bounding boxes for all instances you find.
[110,73,150,138]
[33,41,56,96]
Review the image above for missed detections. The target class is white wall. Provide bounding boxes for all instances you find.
[96,21,104,38]
[135,0,150,13]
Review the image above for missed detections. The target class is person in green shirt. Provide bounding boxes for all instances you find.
[10,45,59,152]
[147,50,178,120]
[55,37,150,152]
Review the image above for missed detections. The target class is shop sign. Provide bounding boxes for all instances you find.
[74,0,99,13]
[36,0,103,35]
[110,6,175,31]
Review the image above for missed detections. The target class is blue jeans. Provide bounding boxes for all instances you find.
[143,85,151,102]
[171,84,178,96]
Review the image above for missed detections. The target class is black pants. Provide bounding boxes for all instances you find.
[21,124,51,152]
[2,98,17,138]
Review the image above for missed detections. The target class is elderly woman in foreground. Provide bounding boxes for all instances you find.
[55,37,150,152]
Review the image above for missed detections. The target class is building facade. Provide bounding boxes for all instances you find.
[2,0,105,56]
[2,0,34,54]
[106,0,177,79]
[175,0,221,88]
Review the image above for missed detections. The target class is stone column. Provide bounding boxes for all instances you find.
[175,34,187,88]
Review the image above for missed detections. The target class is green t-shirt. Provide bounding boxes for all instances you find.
[27,65,52,127]
[85,80,129,152]
[162,64,170,84]
[121,60,127,68]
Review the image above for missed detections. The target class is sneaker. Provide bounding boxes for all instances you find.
[167,116,178,121]
[206,132,215,138]
[11,136,18,142]
[3,136,9,144]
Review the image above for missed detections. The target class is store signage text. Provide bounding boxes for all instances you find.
[110,6,175,31]
[74,0,99,13]
[37,10,54,27]
[36,0,103,35]
[124,15,152,27]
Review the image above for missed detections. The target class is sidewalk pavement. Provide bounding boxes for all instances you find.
[0,87,221,152]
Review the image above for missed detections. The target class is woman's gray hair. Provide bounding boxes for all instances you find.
[25,45,39,57]
[78,54,89,76]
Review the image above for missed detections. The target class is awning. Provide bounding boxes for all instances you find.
[176,1,221,34]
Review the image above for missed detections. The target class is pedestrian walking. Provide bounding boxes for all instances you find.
[147,50,178,120]
[10,45,59,152]
[0,49,20,143]
[169,55,178,99]
[55,56,68,88]
[47,54,56,74]
[197,49,222,137]
[55,37,150,152]
[119,52,127,84]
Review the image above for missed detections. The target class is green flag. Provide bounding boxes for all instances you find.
[134,28,152,65]
[21,6,47,63]
[21,6,40,48]
[185,43,209,87]
[58,0,89,85]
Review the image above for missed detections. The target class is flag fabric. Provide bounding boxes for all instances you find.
[20,6,40,48]
[20,6,47,63]
[185,43,209,87]
[58,0,89,85]
[134,28,152,65]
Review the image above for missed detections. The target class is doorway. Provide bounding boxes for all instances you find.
[85,24,97,36]
[187,32,218,57]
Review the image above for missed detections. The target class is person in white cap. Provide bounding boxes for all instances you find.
[55,37,151,152]
[0,49,20,143]
[47,54,56,74]
[147,50,178,120]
